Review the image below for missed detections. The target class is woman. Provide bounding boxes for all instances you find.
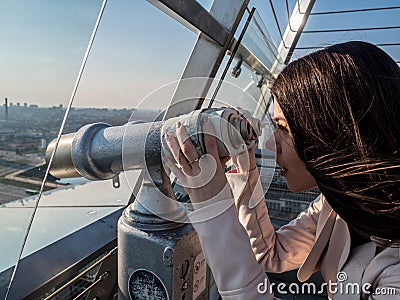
[164,41,400,299]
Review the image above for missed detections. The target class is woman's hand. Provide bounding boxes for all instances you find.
[230,107,257,174]
[231,145,257,174]
[164,117,231,203]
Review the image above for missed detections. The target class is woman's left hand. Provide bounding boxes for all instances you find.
[231,145,257,174]
[164,117,230,204]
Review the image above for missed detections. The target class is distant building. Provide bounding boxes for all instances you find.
[41,139,47,149]
[256,151,320,226]
[4,98,8,121]
[263,166,320,224]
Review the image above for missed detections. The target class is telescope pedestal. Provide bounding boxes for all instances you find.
[117,172,211,300]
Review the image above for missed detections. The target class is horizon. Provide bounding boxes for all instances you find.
[0,99,162,111]
[1,0,399,110]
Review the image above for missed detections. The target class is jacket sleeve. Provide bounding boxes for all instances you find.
[226,169,323,273]
[368,263,400,300]
[189,196,279,299]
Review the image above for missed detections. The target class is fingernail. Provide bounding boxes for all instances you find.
[176,121,181,128]
[202,116,209,124]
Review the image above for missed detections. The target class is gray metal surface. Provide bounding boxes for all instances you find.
[86,248,118,300]
[47,121,161,180]
[147,0,229,46]
[128,163,187,230]
[118,218,209,300]
[272,0,316,71]
[163,0,249,119]
[233,42,274,80]
[47,108,261,181]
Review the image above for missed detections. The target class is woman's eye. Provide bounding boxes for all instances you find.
[276,123,288,132]
[267,113,290,134]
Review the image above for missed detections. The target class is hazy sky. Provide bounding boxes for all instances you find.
[1,0,399,109]
[0,0,103,106]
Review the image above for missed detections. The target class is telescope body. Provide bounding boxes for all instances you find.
[46,108,261,180]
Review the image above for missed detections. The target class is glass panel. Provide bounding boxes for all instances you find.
[201,6,320,226]
[197,0,213,11]
[18,171,139,261]
[241,10,281,72]
[196,8,277,201]
[204,63,271,119]
[48,0,197,232]
[0,1,104,296]
[295,0,400,63]
[205,8,277,119]
[71,0,196,111]
[3,1,198,295]
[223,2,321,226]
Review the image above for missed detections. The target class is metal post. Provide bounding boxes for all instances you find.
[271,0,316,73]
[162,0,250,119]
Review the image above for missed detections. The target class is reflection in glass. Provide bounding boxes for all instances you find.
[72,0,196,110]
[205,8,278,120]
[0,1,104,296]
[207,5,322,228]
[197,0,213,11]
[241,10,281,73]
[0,1,198,297]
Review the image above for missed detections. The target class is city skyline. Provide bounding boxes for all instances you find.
[1,0,399,110]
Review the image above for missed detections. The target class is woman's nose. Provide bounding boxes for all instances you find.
[265,131,281,153]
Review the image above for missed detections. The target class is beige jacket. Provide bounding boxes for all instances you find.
[190,170,400,299]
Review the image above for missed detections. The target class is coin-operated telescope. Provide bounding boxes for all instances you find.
[46,107,261,299]
[47,107,261,180]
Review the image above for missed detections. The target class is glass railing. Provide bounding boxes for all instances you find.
[0,1,105,296]
[1,0,200,296]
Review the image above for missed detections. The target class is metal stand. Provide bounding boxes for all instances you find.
[118,167,210,300]
[46,107,261,300]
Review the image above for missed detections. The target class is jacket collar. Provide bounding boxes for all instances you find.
[297,207,337,282]
[320,214,351,284]
[362,245,400,288]
[298,198,352,283]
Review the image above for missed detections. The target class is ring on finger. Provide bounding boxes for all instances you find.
[188,157,200,165]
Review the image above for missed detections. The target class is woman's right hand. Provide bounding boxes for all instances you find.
[231,145,257,175]
[230,107,258,175]
[164,117,232,204]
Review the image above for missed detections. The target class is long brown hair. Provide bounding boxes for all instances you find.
[271,41,400,241]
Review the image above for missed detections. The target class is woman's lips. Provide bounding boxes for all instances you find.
[280,167,288,177]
